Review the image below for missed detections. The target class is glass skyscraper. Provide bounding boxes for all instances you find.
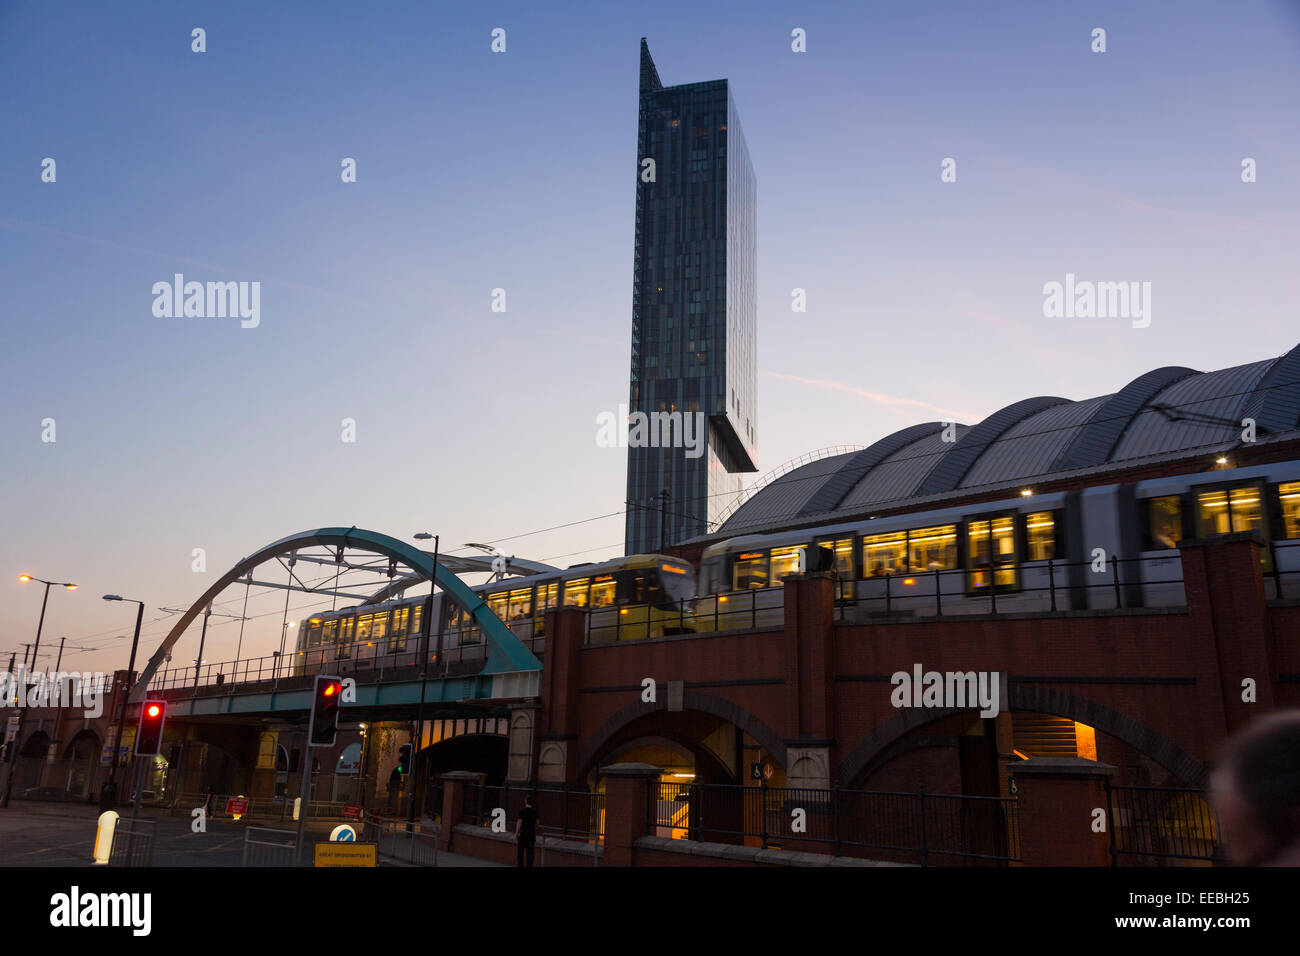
[626,39,758,554]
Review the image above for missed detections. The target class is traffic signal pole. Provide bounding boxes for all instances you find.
[293,734,313,866]
[407,535,438,832]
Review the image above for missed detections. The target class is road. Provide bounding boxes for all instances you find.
[0,802,502,866]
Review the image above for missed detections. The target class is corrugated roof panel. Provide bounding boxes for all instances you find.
[837,433,952,511]
[1110,361,1272,462]
[918,396,1070,495]
[719,452,853,533]
[960,395,1109,489]
[799,422,947,517]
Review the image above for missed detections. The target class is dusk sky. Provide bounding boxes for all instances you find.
[3,0,1299,677]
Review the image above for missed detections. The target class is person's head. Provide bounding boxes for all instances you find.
[1212,711,1300,865]
[525,794,534,807]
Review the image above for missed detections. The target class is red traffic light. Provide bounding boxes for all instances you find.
[146,703,162,718]
[322,682,339,698]
[135,699,167,757]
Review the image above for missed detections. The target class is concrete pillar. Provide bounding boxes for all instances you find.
[1012,757,1117,866]
[600,762,662,867]
[437,770,483,853]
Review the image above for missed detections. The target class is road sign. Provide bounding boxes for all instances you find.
[314,842,376,867]
[226,797,249,816]
[329,824,358,842]
[763,762,774,780]
[750,762,762,780]
[342,804,363,821]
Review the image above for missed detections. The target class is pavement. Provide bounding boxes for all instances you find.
[0,801,504,867]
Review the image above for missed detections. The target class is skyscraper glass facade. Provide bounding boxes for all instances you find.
[626,39,757,554]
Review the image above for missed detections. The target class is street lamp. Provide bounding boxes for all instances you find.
[408,532,439,830]
[101,594,146,792]
[2,575,77,808]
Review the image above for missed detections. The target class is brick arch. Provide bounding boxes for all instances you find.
[576,690,787,778]
[599,733,735,784]
[838,685,1208,788]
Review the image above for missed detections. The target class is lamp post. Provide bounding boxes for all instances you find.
[2,575,77,808]
[409,532,439,830]
[102,595,145,793]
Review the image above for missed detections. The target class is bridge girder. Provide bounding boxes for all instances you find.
[131,527,541,703]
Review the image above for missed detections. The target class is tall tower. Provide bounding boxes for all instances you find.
[626,39,757,554]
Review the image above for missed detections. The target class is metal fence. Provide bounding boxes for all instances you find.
[465,782,605,845]
[107,819,156,867]
[241,826,298,867]
[1106,783,1224,866]
[367,813,440,866]
[651,783,1020,865]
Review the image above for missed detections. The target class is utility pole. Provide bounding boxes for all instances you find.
[408,534,439,831]
[659,488,670,552]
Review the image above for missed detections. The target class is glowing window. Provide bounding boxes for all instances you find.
[564,578,590,608]
[1147,496,1182,549]
[908,525,957,571]
[1280,483,1300,539]
[862,532,906,577]
[769,546,804,582]
[1024,513,1056,562]
[967,517,1016,588]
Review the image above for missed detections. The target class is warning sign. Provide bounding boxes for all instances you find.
[314,842,377,867]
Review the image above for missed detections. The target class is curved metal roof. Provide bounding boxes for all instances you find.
[710,345,1300,539]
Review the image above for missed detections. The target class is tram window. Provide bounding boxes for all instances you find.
[967,517,1016,588]
[770,546,804,582]
[508,588,533,621]
[1024,513,1056,561]
[487,592,509,621]
[1146,496,1183,549]
[307,622,322,648]
[1196,486,1264,538]
[371,611,389,642]
[536,583,559,612]
[391,607,409,638]
[863,532,906,577]
[337,616,354,658]
[1281,483,1300,539]
[322,620,337,645]
[818,538,855,598]
[732,551,768,589]
[410,605,422,636]
[590,576,616,608]
[356,614,373,642]
[564,578,590,608]
[908,525,957,570]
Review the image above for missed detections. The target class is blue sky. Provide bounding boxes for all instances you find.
[3,0,1299,675]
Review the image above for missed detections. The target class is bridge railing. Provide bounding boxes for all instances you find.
[464,781,605,845]
[651,782,1020,866]
[1105,783,1225,866]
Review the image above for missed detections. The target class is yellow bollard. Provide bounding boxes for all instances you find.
[93,810,119,864]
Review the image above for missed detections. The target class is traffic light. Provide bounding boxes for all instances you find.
[396,743,411,775]
[135,699,166,756]
[309,675,342,747]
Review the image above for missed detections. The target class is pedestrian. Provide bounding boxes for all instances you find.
[1211,711,1300,865]
[515,794,539,867]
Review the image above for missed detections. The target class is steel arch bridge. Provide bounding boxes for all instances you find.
[130,527,541,705]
